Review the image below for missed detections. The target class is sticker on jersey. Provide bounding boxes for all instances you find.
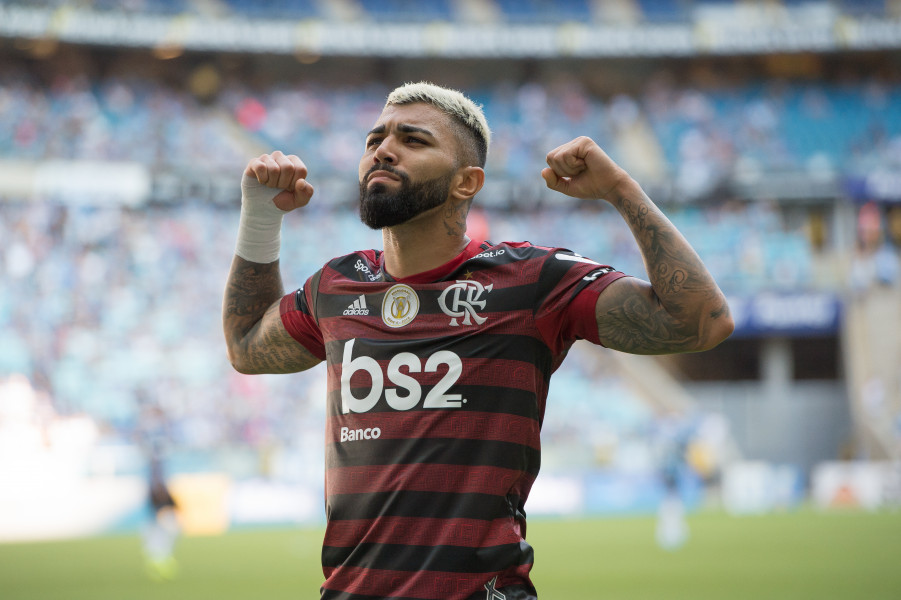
[343,295,369,316]
[382,284,420,328]
[555,252,601,266]
[438,280,493,326]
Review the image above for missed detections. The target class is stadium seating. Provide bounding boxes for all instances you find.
[836,0,887,17]
[219,0,321,19]
[634,0,697,23]
[356,0,454,22]
[93,0,192,14]
[494,0,593,23]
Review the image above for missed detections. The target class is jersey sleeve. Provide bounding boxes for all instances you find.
[533,249,629,351]
[279,271,326,360]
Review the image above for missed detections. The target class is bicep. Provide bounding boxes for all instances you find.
[594,277,700,355]
[231,299,323,374]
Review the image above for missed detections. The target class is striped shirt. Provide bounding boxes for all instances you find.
[280,238,627,600]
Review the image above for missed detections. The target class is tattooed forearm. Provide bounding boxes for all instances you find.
[223,256,284,322]
[223,257,284,336]
[223,256,321,374]
[622,198,649,231]
[614,192,711,315]
[656,263,687,295]
[597,179,734,353]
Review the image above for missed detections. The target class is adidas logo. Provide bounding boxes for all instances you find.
[343,295,370,316]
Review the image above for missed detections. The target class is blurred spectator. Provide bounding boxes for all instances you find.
[139,406,180,580]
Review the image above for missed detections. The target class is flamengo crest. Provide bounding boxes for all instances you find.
[438,280,493,326]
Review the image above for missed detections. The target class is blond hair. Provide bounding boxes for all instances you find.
[386,82,490,167]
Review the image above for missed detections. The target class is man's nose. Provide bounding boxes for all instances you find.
[373,138,396,163]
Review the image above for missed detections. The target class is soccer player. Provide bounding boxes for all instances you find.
[223,82,733,600]
[142,442,180,580]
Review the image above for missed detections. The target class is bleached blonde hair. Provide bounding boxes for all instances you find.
[386,82,490,167]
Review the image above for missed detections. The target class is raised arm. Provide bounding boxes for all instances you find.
[223,152,322,374]
[542,137,734,354]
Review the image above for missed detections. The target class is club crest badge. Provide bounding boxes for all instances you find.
[438,280,493,326]
[381,284,420,328]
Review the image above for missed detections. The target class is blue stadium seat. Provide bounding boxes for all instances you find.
[494,0,592,23]
[92,0,191,14]
[836,0,886,17]
[221,0,321,19]
[783,0,885,15]
[634,0,690,23]
[356,0,454,22]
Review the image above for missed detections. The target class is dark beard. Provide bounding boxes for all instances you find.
[358,165,454,230]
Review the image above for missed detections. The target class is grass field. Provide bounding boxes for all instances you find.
[1,509,900,599]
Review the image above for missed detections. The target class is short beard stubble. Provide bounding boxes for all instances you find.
[359,165,455,230]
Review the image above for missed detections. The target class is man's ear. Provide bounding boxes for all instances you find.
[451,166,485,201]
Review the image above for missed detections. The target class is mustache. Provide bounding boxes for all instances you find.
[364,163,408,183]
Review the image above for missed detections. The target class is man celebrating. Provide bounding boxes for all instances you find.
[223,82,733,600]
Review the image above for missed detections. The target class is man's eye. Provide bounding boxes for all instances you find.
[406,137,425,145]
[366,138,381,148]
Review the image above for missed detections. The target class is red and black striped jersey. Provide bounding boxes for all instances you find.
[280,238,627,600]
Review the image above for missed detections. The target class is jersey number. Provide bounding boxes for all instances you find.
[341,338,464,414]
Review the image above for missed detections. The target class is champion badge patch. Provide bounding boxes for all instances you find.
[381,284,419,328]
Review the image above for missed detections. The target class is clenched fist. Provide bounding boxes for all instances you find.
[541,136,631,202]
[244,150,314,212]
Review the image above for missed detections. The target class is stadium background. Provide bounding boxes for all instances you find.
[1,0,900,597]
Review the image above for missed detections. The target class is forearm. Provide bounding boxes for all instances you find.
[608,177,732,346]
[222,256,285,367]
[223,152,321,374]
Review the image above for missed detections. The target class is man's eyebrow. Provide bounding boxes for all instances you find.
[366,123,435,138]
[397,123,434,137]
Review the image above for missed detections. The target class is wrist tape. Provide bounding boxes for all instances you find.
[235,174,289,264]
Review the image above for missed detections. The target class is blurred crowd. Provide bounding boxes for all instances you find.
[1,49,900,480]
[4,0,897,22]
[3,53,901,196]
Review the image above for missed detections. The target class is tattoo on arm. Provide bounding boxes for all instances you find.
[656,263,686,295]
[596,278,698,354]
[223,258,283,327]
[223,256,320,374]
[708,297,731,321]
[617,195,708,316]
[236,301,321,374]
[597,185,733,353]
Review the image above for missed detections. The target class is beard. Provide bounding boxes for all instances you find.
[358,165,454,230]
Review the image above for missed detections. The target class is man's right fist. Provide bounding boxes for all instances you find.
[244,151,314,211]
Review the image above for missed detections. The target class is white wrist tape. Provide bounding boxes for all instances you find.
[235,174,289,264]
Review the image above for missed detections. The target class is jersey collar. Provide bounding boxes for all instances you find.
[381,238,485,284]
